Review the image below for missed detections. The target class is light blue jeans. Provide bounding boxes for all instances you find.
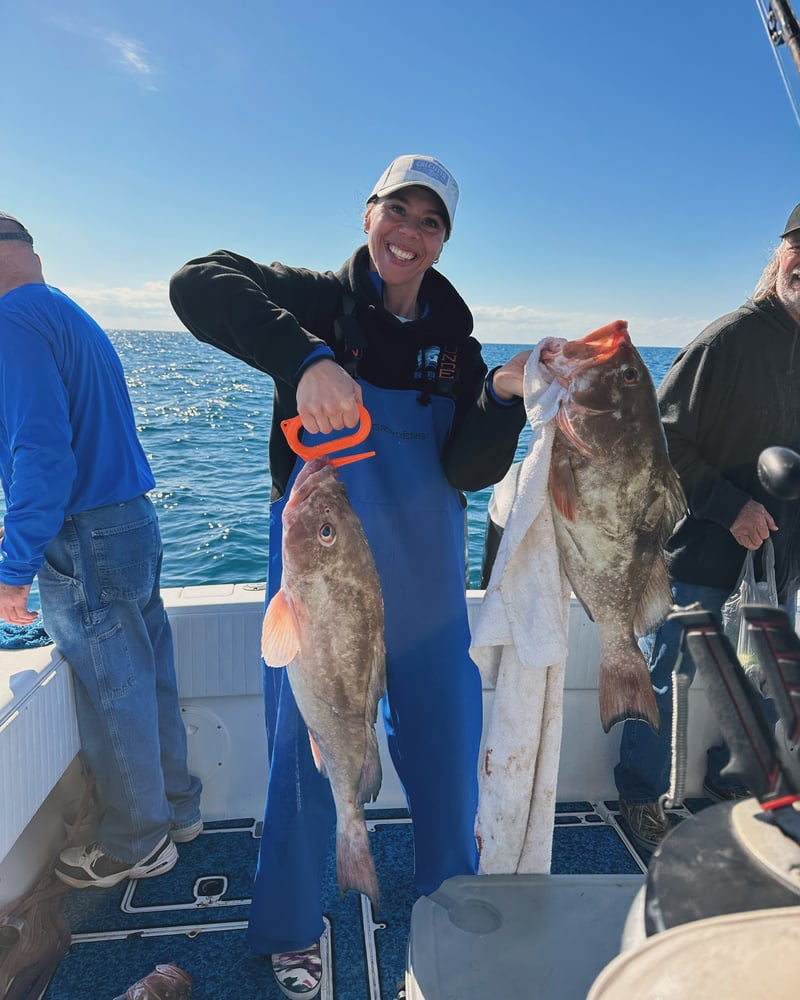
[615,580,795,803]
[37,495,201,863]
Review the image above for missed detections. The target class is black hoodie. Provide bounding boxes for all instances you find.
[661,296,800,602]
[169,246,526,500]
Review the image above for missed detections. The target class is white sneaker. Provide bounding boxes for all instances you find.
[55,834,178,888]
[171,818,204,843]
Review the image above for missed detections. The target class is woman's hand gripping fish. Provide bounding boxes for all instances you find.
[261,457,386,908]
[540,321,686,733]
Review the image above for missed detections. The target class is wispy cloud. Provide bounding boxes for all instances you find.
[103,33,156,87]
[59,281,705,346]
[471,304,705,348]
[63,281,180,331]
[51,16,157,91]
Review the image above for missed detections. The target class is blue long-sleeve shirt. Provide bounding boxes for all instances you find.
[0,283,154,585]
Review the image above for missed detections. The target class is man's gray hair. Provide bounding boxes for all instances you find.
[751,244,781,302]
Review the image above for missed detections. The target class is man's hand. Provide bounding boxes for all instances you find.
[296,360,363,435]
[0,582,37,625]
[730,499,778,550]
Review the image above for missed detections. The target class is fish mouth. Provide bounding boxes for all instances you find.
[285,458,337,512]
[541,321,630,385]
[564,320,630,365]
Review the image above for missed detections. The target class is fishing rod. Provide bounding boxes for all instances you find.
[755,0,800,126]
[765,0,800,71]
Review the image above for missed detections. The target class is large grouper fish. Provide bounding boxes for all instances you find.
[540,320,686,733]
[260,456,386,908]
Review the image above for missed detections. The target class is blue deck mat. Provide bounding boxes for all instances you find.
[44,801,714,999]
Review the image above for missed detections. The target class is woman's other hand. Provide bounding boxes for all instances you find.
[491,350,532,401]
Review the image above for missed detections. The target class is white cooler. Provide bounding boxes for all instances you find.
[405,874,643,1000]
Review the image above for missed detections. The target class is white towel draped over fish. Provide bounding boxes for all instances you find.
[470,340,570,875]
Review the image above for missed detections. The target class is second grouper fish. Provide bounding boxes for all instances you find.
[541,321,686,733]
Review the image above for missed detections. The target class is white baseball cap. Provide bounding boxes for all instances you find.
[368,155,459,235]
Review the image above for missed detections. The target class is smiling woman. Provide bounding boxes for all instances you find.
[364,188,447,320]
[168,152,534,999]
[363,156,456,323]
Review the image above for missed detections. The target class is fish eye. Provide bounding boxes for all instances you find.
[622,367,638,384]
[319,522,336,545]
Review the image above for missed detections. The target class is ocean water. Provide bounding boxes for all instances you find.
[111,333,678,591]
[7,333,679,602]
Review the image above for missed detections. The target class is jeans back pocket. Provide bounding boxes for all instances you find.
[92,515,159,602]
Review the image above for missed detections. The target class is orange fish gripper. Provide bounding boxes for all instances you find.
[281,404,375,468]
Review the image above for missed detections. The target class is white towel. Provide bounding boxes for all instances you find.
[470,341,571,874]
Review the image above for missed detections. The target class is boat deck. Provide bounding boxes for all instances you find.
[41,796,714,1000]
[0,585,727,999]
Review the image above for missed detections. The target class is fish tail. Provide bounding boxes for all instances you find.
[357,727,382,805]
[336,812,380,910]
[599,653,660,734]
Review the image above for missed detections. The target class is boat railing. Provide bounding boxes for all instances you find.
[0,583,730,907]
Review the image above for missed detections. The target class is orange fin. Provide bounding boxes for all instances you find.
[549,448,579,521]
[261,589,300,667]
[308,732,327,777]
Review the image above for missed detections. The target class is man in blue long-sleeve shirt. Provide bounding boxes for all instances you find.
[0,211,202,886]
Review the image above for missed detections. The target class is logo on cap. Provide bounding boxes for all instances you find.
[410,158,452,188]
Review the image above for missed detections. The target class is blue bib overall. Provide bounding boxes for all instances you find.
[247,380,482,955]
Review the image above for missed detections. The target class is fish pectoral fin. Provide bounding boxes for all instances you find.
[570,587,595,623]
[365,644,387,721]
[357,725,383,804]
[549,449,579,521]
[641,468,686,542]
[633,556,673,636]
[662,466,686,540]
[261,589,301,667]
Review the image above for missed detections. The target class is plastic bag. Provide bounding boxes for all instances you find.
[720,537,779,686]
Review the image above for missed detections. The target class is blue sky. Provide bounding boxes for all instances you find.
[4,1,800,346]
